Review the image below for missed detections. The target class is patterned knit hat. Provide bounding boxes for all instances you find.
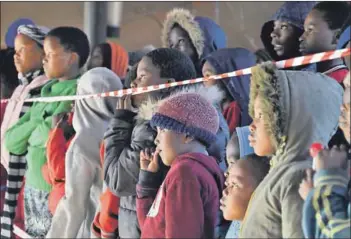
[17,24,50,47]
[150,92,219,146]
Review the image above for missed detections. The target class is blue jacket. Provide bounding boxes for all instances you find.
[260,1,317,62]
[302,168,350,239]
[203,48,256,127]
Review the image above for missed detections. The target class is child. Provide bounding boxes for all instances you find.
[162,8,227,76]
[226,126,254,167]
[46,67,123,238]
[103,48,197,238]
[301,24,351,239]
[221,155,270,239]
[202,48,256,135]
[299,1,350,84]
[87,41,129,79]
[260,1,317,69]
[1,26,89,238]
[239,62,343,238]
[137,92,224,238]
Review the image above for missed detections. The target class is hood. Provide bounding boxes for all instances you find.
[162,8,227,61]
[249,63,343,168]
[204,48,256,126]
[137,84,225,121]
[236,126,254,158]
[177,152,224,193]
[337,26,351,49]
[107,41,129,79]
[260,1,317,61]
[5,18,34,48]
[73,67,123,133]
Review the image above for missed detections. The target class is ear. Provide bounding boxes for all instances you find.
[183,134,195,144]
[70,52,80,66]
[331,29,341,45]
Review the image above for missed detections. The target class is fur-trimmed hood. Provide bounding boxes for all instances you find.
[249,63,343,168]
[137,84,225,121]
[161,8,227,61]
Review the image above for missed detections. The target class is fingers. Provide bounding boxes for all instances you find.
[305,168,313,181]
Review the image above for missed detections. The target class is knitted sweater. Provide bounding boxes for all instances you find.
[5,79,78,191]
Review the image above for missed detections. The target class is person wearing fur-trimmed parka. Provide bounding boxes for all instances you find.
[162,8,227,76]
[239,63,343,238]
[46,68,123,238]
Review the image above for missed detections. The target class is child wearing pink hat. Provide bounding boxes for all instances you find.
[136,92,224,238]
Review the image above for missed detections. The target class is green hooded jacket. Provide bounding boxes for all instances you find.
[5,78,78,192]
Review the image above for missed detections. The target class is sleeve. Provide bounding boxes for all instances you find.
[223,101,241,135]
[41,163,53,185]
[165,178,204,238]
[281,172,306,239]
[46,128,68,181]
[104,110,156,196]
[310,169,350,239]
[46,151,98,238]
[136,170,163,228]
[4,109,39,155]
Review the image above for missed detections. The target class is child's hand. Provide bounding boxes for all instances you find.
[140,148,160,173]
[299,168,314,201]
[116,95,134,111]
[315,145,348,171]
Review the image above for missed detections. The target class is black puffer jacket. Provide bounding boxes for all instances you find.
[103,85,229,238]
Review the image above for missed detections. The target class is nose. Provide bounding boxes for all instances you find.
[270,29,278,39]
[249,122,256,133]
[154,134,160,146]
[299,32,306,42]
[222,187,229,197]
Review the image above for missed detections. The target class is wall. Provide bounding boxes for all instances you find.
[1,1,283,51]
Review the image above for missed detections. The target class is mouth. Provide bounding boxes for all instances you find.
[219,198,226,210]
[248,134,256,147]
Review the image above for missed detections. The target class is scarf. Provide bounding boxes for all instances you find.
[1,69,45,239]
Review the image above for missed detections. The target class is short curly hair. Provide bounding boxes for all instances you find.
[145,48,196,82]
[47,26,90,68]
[313,1,350,30]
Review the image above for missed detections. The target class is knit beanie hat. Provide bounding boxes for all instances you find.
[107,41,129,78]
[236,126,254,158]
[5,18,34,48]
[150,92,219,146]
[17,24,50,47]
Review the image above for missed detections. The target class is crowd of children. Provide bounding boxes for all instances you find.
[0,1,350,239]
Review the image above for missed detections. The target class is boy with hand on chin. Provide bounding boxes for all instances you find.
[136,92,224,238]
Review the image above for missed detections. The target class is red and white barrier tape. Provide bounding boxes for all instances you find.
[13,225,32,238]
[1,48,350,104]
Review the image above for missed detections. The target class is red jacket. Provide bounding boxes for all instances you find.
[92,142,120,238]
[326,68,349,85]
[223,101,241,135]
[136,153,224,239]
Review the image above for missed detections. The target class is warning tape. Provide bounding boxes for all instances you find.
[1,48,350,104]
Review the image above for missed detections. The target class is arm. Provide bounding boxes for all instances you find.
[46,151,97,238]
[104,110,156,196]
[310,169,350,239]
[4,109,39,155]
[165,178,204,238]
[136,170,162,227]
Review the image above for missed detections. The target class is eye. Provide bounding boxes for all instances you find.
[281,24,288,30]
[178,39,185,45]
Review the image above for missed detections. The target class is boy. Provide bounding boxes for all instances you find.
[299,1,350,83]
[162,8,227,76]
[221,155,269,239]
[260,1,317,66]
[1,26,89,238]
[239,62,343,238]
[103,48,197,238]
[137,92,224,238]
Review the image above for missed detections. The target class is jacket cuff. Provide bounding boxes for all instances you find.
[114,110,137,122]
[313,168,349,188]
[136,170,162,198]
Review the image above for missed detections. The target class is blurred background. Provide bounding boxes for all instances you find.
[1,1,283,51]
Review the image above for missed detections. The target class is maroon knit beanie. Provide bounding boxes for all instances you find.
[150,92,219,146]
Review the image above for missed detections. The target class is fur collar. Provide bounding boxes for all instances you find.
[137,84,225,121]
[161,8,204,58]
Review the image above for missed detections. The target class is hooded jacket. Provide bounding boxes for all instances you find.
[46,68,123,238]
[103,84,229,238]
[204,48,256,133]
[260,1,317,62]
[162,8,227,74]
[239,63,343,238]
[136,152,224,238]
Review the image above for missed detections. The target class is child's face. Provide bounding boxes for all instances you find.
[249,97,275,156]
[155,127,186,166]
[226,133,241,166]
[87,46,104,70]
[340,86,350,143]
[202,61,217,87]
[43,36,75,80]
[168,26,198,63]
[299,10,337,55]
[270,21,301,58]
[14,34,44,74]
[220,160,257,220]
[131,56,169,107]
